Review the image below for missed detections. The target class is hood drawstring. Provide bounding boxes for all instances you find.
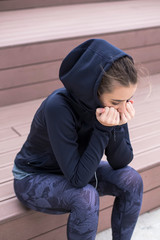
[94,172,98,189]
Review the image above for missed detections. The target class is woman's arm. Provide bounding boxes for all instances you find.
[96,101,134,169]
[105,124,133,169]
[45,98,113,188]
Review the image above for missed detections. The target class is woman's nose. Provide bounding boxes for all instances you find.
[118,102,126,113]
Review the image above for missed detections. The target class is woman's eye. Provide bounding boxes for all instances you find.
[111,102,119,106]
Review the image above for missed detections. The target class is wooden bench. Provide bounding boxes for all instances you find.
[0,73,160,240]
[0,0,113,11]
[0,1,160,239]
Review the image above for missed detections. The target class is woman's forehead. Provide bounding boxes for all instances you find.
[104,84,137,101]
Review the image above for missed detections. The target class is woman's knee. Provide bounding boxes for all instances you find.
[71,184,99,212]
[122,167,143,195]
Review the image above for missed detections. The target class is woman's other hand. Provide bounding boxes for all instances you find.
[119,101,135,125]
[96,107,120,127]
[96,101,135,127]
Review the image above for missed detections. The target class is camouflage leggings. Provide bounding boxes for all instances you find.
[14,161,143,240]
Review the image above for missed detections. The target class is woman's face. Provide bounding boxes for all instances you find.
[99,84,137,113]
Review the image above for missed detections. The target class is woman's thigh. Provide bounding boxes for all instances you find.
[14,173,99,215]
[96,161,143,197]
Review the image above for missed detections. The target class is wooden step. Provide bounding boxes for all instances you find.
[0,0,160,106]
[0,0,111,11]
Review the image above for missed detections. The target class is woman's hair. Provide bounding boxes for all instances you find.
[98,56,138,96]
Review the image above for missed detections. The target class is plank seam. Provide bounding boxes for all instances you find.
[0,78,59,91]
[0,58,62,71]
[11,127,21,137]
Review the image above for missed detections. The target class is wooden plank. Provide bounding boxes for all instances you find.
[30,224,67,240]
[0,135,26,155]
[143,59,160,75]
[0,127,18,141]
[0,0,106,11]
[128,111,160,129]
[0,1,160,48]
[0,151,17,168]
[0,198,31,223]
[130,148,160,171]
[126,44,160,64]
[133,96,160,114]
[0,49,159,95]
[0,165,14,184]
[132,99,160,116]
[0,40,74,70]
[0,80,63,107]
[0,98,42,121]
[129,121,160,141]
[140,186,160,214]
[0,99,43,129]
[0,208,69,240]
[0,50,160,106]
[140,165,160,192]
[0,27,160,69]
[13,123,30,136]
[133,133,160,155]
[0,46,159,90]
[0,61,61,90]
[0,182,15,202]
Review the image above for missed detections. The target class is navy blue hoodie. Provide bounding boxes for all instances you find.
[15,39,133,188]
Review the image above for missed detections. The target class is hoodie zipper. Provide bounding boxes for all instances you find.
[113,128,116,142]
[94,128,116,190]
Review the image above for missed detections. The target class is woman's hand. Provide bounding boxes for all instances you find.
[119,101,135,125]
[96,107,120,127]
[96,101,135,127]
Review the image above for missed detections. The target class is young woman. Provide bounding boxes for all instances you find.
[13,39,143,240]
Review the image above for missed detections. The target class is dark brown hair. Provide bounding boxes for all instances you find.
[98,56,137,96]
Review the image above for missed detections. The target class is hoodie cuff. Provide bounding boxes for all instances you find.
[94,120,113,132]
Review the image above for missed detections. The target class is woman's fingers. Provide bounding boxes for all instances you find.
[119,102,135,125]
[126,102,135,118]
[96,107,119,126]
[96,108,105,115]
[96,102,135,127]
[120,113,128,124]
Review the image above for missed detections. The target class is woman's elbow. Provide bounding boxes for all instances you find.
[108,152,133,170]
[70,176,88,188]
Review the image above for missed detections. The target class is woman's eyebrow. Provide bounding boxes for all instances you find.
[111,95,134,102]
[111,99,124,102]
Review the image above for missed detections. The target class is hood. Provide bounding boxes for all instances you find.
[59,39,132,112]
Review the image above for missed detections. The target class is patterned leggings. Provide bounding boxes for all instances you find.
[14,161,143,240]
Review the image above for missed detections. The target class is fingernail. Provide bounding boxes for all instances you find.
[129,100,134,104]
[98,108,105,113]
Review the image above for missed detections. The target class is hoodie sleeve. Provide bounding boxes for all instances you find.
[44,98,113,188]
[105,123,133,169]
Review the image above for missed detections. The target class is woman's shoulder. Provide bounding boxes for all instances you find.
[44,88,75,118]
[44,88,71,108]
